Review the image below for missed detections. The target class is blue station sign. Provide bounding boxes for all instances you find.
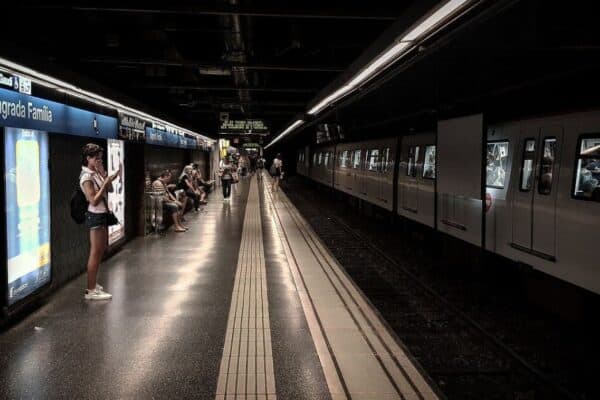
[0,87,118,138]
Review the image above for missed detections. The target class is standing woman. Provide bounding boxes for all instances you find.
[80,143,121,300]
[219,157,234,201]
[271,153,283,192]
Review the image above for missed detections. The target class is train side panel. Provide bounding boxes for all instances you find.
[437,114,484,246]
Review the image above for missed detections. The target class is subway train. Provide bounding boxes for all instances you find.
[296,111,600,295]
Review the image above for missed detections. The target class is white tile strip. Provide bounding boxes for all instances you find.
[216,178,277,400]
[264,185,440,400]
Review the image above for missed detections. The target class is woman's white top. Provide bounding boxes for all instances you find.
[80,166,108,213]
[273,158,283,168]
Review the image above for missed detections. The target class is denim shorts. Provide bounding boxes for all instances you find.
[85,212,108,230]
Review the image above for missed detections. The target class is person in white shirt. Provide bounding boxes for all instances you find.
[80,143,121,300]
[219,157,234,201]
[271,153,283,192]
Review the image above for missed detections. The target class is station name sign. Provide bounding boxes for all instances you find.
[219,118,269,135]
[0,87,118,138]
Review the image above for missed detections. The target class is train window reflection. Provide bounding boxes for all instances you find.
[318,152,323,165]
[520,139,536,192]
[324,152,330,167]
[368,149,379,171]
[340,150,350,167]
[538,138,556,195]
[573,136,600,201]
[381,148,390,172]
[422,145,436,179]
[407,146,419,177]
[486,141,509,188]
[353,150,361,169]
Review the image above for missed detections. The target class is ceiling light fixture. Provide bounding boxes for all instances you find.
[307,0,473,116]
[264,119,304,149]
[264,0,474,149]
[0,57,214,143]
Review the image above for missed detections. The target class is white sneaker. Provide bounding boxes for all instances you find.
[95,283,104,291]
[84,288,112,300]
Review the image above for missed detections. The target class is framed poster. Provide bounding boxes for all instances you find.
[107,139,125,245]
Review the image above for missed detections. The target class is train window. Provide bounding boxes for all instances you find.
[519,139,536,192]
[573,136,600,201]
[353,150,361,169]
[538,138,556,195]
[486,141,509,188]
[313,153,317,165]
[318,152,323,165]
[422,145,436,179]
[381,148,390,172]
[407,146,419,177]
[324,152,330,167]
[368,149,379,171]
[340,150,350,168]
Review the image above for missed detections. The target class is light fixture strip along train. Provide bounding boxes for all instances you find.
[267,0,473,148]
[0,57,214,143]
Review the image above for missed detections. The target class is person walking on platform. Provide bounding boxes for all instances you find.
[270,153,283,192]
[219,157,234,201]
[80,143,121,300]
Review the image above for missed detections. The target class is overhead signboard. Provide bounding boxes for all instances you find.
[219,113,269,135]
[0,72,32,95]
[118,113,147,142]
[4,128,51,305]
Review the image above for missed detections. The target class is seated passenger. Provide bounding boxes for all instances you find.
[178,166,202,212]
[152,171,187,232]
[193,163,215,193]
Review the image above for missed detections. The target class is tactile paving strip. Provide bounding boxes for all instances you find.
[216,178,277,400]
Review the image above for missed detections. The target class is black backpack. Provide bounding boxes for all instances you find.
[70,185,88,224]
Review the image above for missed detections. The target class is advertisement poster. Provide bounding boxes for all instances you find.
[107,139,125,245]
[4,128,51,305]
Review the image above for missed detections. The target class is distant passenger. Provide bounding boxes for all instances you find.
[153,170,187,232]
[219,157,234,201]
[271,153,283,192]
[80,143,121,300]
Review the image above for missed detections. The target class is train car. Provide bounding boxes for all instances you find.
[296,145,310,176]
[486,110,600,294]
[296,110,600,295]
[397,132,436,228]
[309,144,335,187]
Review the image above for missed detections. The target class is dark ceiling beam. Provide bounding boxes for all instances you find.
[132,84,318,94]
[29,5,396,20]
[189,109,297,115]
[180,100,306,107]
[81,57,344,72]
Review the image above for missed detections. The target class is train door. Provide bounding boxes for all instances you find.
[352,148,361,193]
[403,145,419,213]
[511,126,563,260]
[360,148,368,196]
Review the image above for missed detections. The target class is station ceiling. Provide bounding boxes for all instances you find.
[0,0,408,140]
[1,1,600,146]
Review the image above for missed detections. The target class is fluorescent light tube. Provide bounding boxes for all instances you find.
[265,119,304,148]
[402,0,470,42]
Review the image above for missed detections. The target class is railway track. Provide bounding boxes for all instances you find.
[282,178,594,400]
